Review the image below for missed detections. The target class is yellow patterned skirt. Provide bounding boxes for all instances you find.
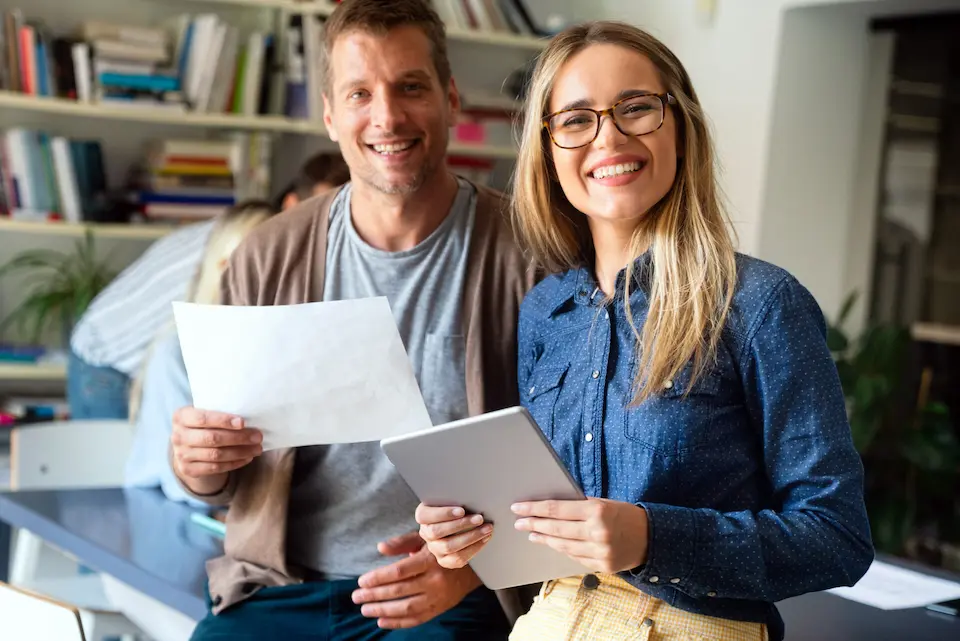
[509,573,767,641]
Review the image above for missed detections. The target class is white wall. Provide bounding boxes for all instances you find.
[586,0,784,254]
[582,0,956,319]
[757,5,876,319]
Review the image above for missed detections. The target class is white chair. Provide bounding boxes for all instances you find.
[9,419,135,491]
[0,580,86,641]
[7,420,143,641]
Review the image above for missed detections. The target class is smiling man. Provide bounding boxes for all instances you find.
[173,1,533,640]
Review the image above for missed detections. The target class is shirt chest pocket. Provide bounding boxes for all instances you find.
[420,333,469,426]
[524,362,571,440]
[623,363,724,457]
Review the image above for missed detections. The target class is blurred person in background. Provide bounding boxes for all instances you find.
[123,200,278,505]
[67,152,349,420]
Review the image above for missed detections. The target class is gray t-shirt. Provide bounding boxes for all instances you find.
[286,179,476,577]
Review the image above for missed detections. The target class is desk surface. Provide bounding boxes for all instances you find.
[0,487,220,620]
[1,488,958,638]
[779,588,958,640]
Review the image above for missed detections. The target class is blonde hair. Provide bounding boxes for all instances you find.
[186,201,276,305]
[512,21,737,404]
[128,201,277,420]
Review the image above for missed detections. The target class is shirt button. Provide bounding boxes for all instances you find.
[670,578,680,584]
[663,379,674,389]
[649,576,659,583]
[707,591,717,597]
[585,433,593,442]
[592,370,600,379]
[581,574,600,590]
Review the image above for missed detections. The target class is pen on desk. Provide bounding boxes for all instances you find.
[190,512,227,539]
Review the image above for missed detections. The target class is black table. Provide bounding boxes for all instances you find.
[0,488,958,638]
[779,585,959,640]
[0,487,221,620]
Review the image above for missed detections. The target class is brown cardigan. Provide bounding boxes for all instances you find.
[177,181,537,620]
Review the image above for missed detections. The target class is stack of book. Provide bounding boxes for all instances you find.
[137,139,237,222]
[1,395,70,425]
[0,128,106,221]
[134,134,273,222]
[430,0,545,37]
[82,21,181,111]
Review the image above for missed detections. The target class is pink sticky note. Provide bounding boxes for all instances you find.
[455,122,486,143]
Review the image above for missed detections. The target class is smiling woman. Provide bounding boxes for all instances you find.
[415,20,874,641]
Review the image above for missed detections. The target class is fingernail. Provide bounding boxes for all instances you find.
[451,507,465,518]
[514,519,527,530]
[481,524,493,535]
[470,514,483,525]
[511,503,523,514]
[250,432,262,444]
[231,417,243,428]
[351,591,362,603]
[529,533,540,542]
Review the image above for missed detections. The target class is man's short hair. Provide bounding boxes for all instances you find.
[320,0,451,96]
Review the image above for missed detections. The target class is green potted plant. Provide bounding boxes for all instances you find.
[828,292,960,564]
[0,230,116,345]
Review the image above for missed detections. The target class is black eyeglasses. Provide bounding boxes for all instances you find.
[542,93,677,150]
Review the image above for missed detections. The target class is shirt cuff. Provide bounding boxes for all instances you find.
[627,502,698,591]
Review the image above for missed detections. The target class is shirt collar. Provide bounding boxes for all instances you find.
[549,250,654,316]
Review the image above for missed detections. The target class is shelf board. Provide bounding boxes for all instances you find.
[0,218,175,240]
[0,91,323,134]
[912,323,960,347]
[0,92,518,158]
[0,362,67,382]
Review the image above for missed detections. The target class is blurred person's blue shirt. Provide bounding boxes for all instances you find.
[124,329,206,508]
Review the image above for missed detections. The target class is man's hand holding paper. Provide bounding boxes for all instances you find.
[172,297,433,450]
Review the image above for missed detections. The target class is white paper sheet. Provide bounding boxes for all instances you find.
[826,560,960,610]
[173,298,432,450]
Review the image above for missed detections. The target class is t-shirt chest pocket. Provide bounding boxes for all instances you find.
[420,333,469,426]
[524,362,571,440]
[623,363,723,456]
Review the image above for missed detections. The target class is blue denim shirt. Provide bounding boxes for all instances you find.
[518,253,873,639]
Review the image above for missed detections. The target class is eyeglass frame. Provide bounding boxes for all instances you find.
[541,92,678,150]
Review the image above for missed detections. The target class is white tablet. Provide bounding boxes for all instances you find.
[380,406,589,590]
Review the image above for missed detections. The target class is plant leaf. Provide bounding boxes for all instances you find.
[827,326,849,353]
[836,291,859,327]
[869,497,915,555]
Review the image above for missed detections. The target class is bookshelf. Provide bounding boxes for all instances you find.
[0,218,174,240]
[169,0,548,50]
[0,91,518,159]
